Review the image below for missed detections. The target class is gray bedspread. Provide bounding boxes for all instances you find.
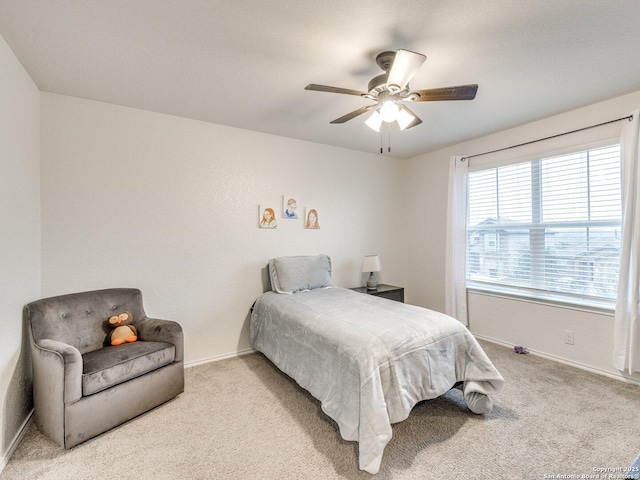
[250,287,505,474]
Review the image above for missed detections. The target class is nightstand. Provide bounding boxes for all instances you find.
[350,284,404,303]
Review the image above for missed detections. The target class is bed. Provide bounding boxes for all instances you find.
[250,254,505,474]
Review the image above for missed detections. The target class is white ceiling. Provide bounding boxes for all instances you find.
[2,1,640,159]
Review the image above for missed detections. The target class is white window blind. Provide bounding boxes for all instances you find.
[466,144,622,306]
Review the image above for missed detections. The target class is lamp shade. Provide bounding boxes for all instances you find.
[362,255,382,273]
[365,110,383,132]
[397,106,416,130]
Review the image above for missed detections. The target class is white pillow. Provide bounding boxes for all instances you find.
[269,254,333,294]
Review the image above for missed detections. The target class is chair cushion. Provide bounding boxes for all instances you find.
[82,341,175,396]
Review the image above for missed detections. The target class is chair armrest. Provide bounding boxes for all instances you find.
[33,339,83,404]
[136,316,184,362]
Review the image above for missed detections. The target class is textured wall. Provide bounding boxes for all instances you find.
[0,35,40,465]
[40,93,409,364]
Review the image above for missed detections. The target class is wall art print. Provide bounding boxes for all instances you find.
[282,195,299,219]
[305,208,320,229]
[258,205,278,229]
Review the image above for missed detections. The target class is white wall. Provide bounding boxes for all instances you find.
[40,93,408,364]
[0,35,40,466]
[405,90,640,383]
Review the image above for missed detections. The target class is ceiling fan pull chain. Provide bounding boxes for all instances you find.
[388,124,391,153]
[380,128,383,154]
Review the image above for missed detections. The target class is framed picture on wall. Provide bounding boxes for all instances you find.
[304,208,320,229]
[282,195,299,219]
[258,205,278,229]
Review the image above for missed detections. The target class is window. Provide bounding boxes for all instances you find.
[466,144,622,307]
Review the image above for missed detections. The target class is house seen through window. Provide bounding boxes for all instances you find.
[466,143,622,307]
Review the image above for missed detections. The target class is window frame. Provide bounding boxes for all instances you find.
[465,140,622,313]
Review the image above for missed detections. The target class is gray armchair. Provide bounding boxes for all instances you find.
[25,288,184,448]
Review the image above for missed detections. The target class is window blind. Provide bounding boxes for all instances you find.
[466,143,622,306]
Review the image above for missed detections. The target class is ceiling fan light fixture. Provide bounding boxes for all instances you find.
[397,107,416,130]
[304,48,477,135]
[379,101,399,122]
[365,110,383,132]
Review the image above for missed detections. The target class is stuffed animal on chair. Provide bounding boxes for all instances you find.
[107,312,138,346]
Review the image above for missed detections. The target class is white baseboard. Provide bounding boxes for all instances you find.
[474,334,640,387]
[0,409,33,475]
[184,347,256,369]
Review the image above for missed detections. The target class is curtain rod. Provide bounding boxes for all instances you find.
[461,114,633,162]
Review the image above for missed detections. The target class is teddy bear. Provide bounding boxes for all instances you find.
[107,311,138,346]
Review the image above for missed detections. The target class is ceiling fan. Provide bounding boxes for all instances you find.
[305,49,478,132]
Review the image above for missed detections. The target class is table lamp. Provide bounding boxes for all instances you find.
[362,255,382,290]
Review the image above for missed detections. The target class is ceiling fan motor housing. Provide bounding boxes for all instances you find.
[366,51,401,97]
[367,73,389,96]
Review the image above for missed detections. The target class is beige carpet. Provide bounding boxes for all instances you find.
[2,341,639,479]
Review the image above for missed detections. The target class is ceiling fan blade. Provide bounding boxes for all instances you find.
[400,105,423,129]
[330,105,375,124]
[412,84,478,101]
[387,49,426,92]
[305,84,367,96]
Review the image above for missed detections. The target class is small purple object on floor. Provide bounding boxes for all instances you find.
[514,346,528,354]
